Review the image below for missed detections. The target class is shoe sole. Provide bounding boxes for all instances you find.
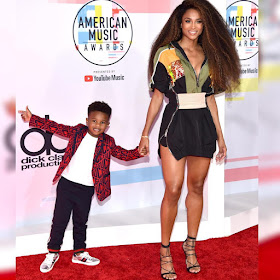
[72,259,100,266]
[40,255,59,273]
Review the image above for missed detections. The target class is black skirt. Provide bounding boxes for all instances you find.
[159,105,217,160]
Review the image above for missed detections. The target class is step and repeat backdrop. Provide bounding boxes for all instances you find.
[225,0,258,195]
[16,0,258,239]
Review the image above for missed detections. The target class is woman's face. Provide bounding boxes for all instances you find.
[181,9,203,41]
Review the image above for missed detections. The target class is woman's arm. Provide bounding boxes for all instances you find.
[206,95,227,162]
[139,89,164,155]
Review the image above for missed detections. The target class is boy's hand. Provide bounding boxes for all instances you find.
[18,106,32,122]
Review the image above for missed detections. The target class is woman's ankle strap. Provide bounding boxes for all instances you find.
[187,235,196,240]
[161,243,170,248]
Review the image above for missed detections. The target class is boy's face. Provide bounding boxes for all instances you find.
[86,111,110,137]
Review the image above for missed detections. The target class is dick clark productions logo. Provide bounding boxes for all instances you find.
[73,0,133,66]
[20,116,66,171]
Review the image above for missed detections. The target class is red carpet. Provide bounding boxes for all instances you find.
[16,226,257,280]
[0,271,15,280]
[259,235,280,280]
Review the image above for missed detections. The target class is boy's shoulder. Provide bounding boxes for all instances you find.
[103,133,115,143]
[76,123,87,129]
[74,123,87,132]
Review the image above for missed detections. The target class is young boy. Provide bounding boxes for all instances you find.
[19,101,145,273]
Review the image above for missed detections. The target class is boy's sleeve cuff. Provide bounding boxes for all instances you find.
[29,114,37,127]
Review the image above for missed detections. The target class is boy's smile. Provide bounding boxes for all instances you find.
[86,111,109,137]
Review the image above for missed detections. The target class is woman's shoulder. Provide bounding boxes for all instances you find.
[154,43,177,65]
[155,44,173,56]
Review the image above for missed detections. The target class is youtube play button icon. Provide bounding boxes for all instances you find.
[84,75,93,82]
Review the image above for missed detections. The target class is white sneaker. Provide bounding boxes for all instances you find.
[40,253,59,273]
[72,251,100,266]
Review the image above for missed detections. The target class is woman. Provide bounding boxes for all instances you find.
[138,0,240,279]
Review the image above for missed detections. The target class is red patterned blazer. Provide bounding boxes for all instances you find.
[29,115,142,201]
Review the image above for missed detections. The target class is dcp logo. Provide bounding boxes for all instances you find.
[20,115,66,156]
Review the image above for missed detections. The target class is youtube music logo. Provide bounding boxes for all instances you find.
[84,75,93,82]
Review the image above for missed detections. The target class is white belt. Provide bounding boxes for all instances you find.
[178,92,206,109]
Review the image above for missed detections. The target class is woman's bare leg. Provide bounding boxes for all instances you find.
[160,145,186,279]
[184,155,211,273]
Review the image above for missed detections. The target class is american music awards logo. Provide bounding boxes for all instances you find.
[73,0,133,66]
[227,0,258,60]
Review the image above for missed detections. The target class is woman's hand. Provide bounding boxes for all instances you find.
[216,138,227,162]
[138,137,149,156]
[18,106,32,122]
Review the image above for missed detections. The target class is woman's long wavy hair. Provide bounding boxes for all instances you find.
[148,0,240,93]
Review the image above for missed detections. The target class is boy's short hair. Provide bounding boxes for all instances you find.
[88,101,112,118]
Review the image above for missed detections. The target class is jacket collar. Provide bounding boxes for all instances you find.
[98,132,105,141]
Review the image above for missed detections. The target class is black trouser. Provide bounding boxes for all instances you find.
[47,177,94,253]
